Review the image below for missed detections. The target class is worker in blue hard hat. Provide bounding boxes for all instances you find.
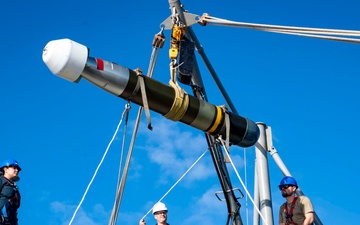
[139,202,169,225]
[0,159,21,225]
[278,176,314,225]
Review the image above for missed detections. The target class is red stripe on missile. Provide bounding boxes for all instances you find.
[96,58,104,70]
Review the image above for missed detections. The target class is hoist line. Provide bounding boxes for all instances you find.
[200,15,360,44]
[108,40,163,225]
[109,103,131,225]
[265,30,360,44]
[109,107,143,225]
[202,15,360,35]
[147,42,161,79]
[218,138,270,225]
[141,148,209,220]
[68,105,129,225]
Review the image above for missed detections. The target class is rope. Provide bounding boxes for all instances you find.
[108,28,165,225]
[140,148,208,220]
[244,147,249,225]
[217,138,270,225]
[199,14,360,44]
[109,103,131,225]
[265,29,360,44]
[68,104,130,225]
[147,27,165,79]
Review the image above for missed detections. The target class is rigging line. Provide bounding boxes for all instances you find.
[110,103,131,225]
[109,35,164,225]
[109,107,143,225]
[217,138,270,225]
[141,148,209,220]
[244,148,249,225]
[264,29,360,44]
[260,27,360,36]
[201,15,360,36]
[147,48,157,76]
[117,104,131,188]
[68,105,128,225]
[200,15,360,44]
[147,45,161,77]
[147,27,165,77]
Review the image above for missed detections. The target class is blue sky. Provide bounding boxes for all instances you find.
[1,0,360,224]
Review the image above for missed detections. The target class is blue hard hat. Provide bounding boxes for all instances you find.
[0,159,21,171]
[279,176,297,187]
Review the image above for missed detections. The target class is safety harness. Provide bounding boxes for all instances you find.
[283,196,298,225]
[0,177,20,225]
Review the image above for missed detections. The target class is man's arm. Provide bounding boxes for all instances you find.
[302,212,314,225]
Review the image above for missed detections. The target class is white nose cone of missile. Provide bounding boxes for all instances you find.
[42,38,88,82]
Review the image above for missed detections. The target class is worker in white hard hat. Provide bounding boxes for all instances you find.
[139,202,169,225]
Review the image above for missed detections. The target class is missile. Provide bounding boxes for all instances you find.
[42,39,259,147]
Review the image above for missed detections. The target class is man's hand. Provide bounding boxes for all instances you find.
[139,219,146,225]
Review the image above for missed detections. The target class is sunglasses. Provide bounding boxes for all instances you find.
[279,185,293,190]
[154,211,167,215]
[8,165,21,171]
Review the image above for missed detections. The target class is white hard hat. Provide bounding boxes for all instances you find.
[152,202,168,214]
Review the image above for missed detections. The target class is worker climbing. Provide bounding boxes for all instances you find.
[0,159,21,225]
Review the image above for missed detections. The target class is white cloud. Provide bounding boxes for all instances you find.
[49,201,110,225]
[138,117,216,186]
[184,187,227,225]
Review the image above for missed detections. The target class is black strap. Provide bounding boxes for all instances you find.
[0,178,5,197]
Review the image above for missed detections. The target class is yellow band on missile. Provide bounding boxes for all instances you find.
[207,106,222,133]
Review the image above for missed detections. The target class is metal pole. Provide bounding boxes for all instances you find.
[253,165,260,225]
[254,123,274,225]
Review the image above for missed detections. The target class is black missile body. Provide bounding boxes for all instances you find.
[42,39,259,147]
